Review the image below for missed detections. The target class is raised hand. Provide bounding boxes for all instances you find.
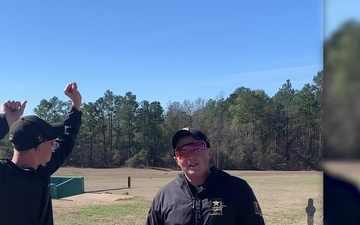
[64,82,82,111]
[1,100,27,127]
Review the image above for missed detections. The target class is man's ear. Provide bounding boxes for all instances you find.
[174,156,181,167]
[35,144,41,152]
[208,149,213,159]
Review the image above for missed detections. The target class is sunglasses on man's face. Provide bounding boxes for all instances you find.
[175,141,207,158]
[36,139,56,150]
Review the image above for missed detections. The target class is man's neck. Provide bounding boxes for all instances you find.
[11,150,39,170]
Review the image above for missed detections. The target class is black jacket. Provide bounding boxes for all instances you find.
[0,114,9,140]
[0,107,82,225]
[146,167,265,225]
[323,172,360,225]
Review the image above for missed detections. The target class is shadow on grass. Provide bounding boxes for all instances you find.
[148,167,176,172]
[86,187,128,193]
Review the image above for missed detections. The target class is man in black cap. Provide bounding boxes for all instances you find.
[146,127,266,225]
[0,82,82,225]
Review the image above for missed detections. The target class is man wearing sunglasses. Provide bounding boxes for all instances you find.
[0,82,82,225]
[146,127,265,225]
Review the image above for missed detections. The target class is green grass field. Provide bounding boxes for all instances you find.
[52,168,323,225]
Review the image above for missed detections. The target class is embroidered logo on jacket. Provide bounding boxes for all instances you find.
[210,198,224,216]
[253,201,262,216]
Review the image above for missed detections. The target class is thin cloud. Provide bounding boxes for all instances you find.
[202,64,322,86]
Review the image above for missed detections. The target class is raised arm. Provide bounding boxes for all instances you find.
[64,82,81,111]
[0,100,27,139]
[42,82,82,175]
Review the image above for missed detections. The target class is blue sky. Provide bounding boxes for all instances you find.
[0,1,323,116]
[325,0,360,39]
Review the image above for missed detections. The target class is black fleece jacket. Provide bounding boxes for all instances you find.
[146,167,265,225]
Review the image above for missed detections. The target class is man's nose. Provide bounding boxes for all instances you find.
[188,150,199,158]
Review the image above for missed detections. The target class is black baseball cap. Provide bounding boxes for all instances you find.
[9,115,65,151]
[171,127,210,149]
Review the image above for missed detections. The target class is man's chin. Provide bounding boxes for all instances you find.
[186,168,201,175]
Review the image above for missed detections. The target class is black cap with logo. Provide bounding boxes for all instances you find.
[171,127,210,149]
[9,115,65,151]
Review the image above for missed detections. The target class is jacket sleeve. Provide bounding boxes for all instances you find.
[0,114,9,140]
[237,181,266,225]
[146,193,165,225]
[42,106,82,176]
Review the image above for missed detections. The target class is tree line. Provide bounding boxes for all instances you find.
[0,72,323,170]
[324,20,360,159]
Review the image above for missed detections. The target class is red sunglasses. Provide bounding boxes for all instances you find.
[175,141,207,158]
